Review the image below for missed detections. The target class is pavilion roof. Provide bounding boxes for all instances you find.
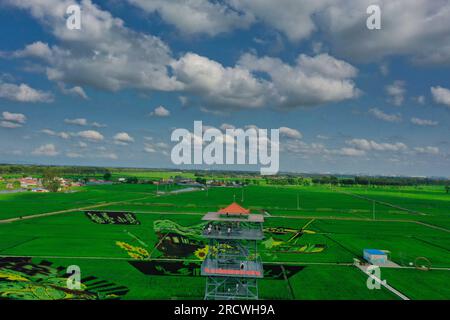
[218,202,250,215]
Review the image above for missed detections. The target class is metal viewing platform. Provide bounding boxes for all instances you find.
[200,202,264,300]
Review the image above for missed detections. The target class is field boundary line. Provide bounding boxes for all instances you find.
[333,188,427,216]
[280,265,295,300]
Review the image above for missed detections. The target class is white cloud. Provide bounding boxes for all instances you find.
[150,105,170,117]
[0,121,22,129]
[411,117,438,126]
[238,52,360,109]
[64,118,105,127]
[347,139,408,152]
[41,129,70,139]
[321,0,450,65]
[431,86,450,107]
[65,118,88,126]
[32,143,59,156]
[386,81,406,106]
[172,52,270,109]
[7,0,181,92]
[229,0,328,42]
[369,108,402,123]
[414,146,439,155]
[333,147,366,157]
[127,0,253,36]
[13,41,53,60]
[2,111,26,124]
[279,127,302,139]
[0,82,53,103]
[59,83,88,99]
[77,130,104,142]
[114,132,134,144]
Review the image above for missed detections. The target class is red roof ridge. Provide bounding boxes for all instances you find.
[218,202,250,215]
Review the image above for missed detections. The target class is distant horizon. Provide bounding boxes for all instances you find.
[1,161,448,180]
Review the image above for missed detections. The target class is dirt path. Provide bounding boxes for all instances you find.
[355,264,410,300]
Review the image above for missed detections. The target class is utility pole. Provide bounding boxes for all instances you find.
[241,188,244,202]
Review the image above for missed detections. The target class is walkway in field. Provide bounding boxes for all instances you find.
[355,264,410,300]
[334,188,428,216]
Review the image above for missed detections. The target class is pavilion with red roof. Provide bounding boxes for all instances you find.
[218,202,250,215]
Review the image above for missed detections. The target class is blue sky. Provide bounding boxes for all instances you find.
[0,0,449,176]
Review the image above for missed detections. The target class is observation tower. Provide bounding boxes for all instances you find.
[200,202,264,300]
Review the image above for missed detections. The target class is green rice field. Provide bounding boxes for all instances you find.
[0,183,449,300]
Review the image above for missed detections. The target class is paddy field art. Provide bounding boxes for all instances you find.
[1,178,448,300]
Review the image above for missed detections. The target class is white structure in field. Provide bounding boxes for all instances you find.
[363,249,388,265]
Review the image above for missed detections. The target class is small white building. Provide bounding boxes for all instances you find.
[363,249,388,265]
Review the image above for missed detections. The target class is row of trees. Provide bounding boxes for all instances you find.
[0,164,110,176]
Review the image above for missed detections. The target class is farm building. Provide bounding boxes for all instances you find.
[363,249,388,265]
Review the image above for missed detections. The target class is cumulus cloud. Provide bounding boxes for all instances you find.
[58,83,88,99]
[127,0,253,36]
[41,129,70,139]
[65,118,106,127]
[238,52,359,109]
[32,143,59,156]
[333,147,366,157]
[385,81,406,106]
[114,132,134,145]
[172,53,270,109]
[320,0,450,65]
[0,81,53,103]
[346,139,408,152]
[65,118,88,126]
[127,1,450,65]
[431,86,450,107]
[150,106,170,117]
[2,111,26,124]
[6,0,181,92]
[229,0,329,42]
[0,121,22,129]
[279,127,302,139]
[414,146,440,155]
[369,108,402,122]
[282,139,365,158]
[77,130,104,142]
[0,111,27,128]
[411,117,438,126]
